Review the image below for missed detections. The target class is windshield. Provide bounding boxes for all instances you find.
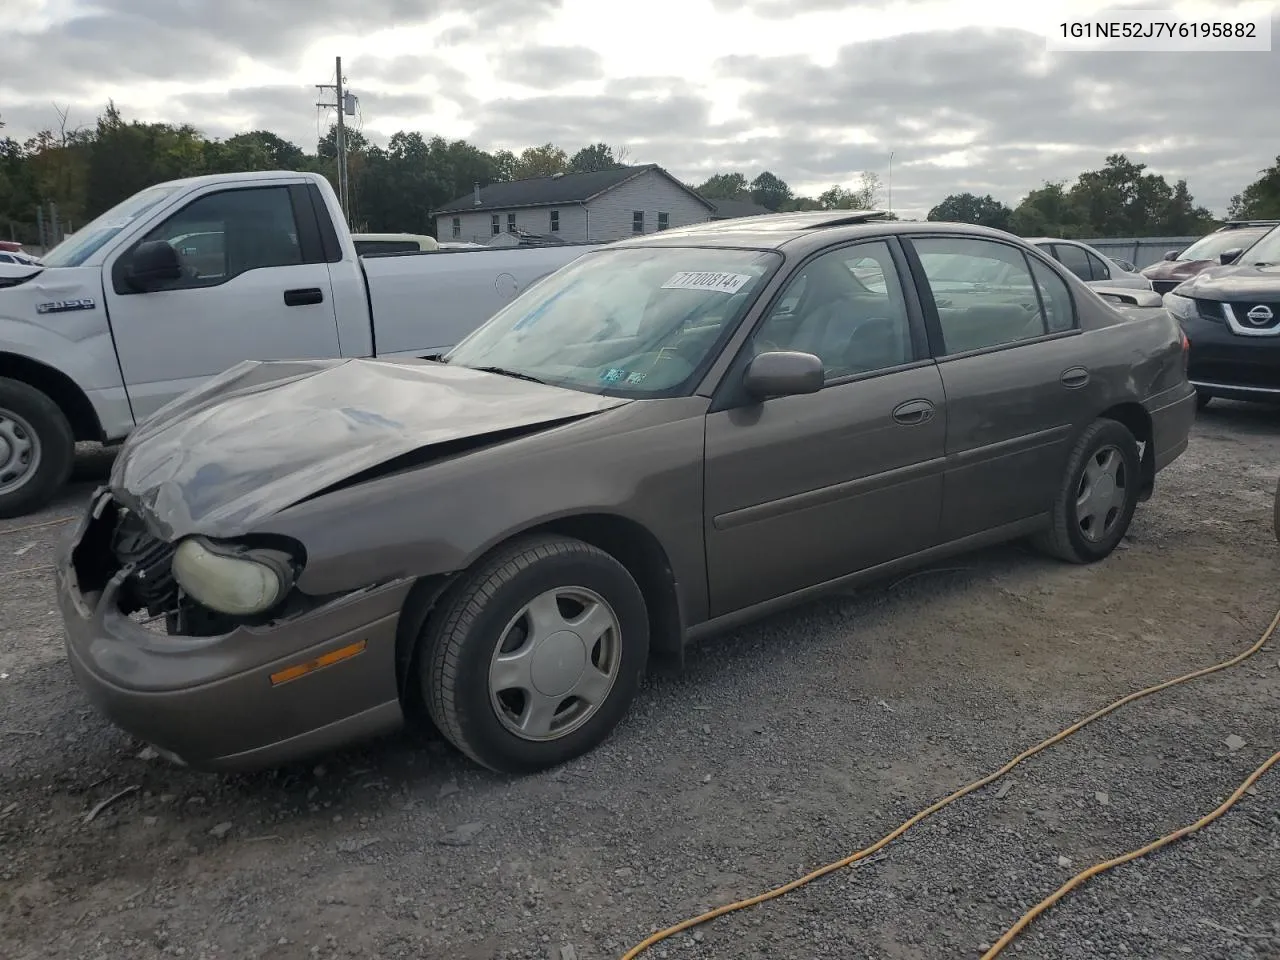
[41,184,184,268]
[1239,225,1280,266]
[1177,227,1269,263]
[443,246,782,396]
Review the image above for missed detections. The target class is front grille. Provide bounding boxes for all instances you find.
[1225,301,1280,332]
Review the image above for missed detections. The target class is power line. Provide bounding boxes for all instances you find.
[315,56,358,228]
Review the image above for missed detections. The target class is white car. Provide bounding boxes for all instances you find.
[1026,237,1153,290]
[0,249,43,267]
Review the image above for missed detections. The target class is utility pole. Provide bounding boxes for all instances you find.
[888,151,894,215]
[316,57,355,227]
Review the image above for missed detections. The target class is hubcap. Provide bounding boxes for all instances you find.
[1075,444,1127,543]
[0,409,41,497]
[489,587,622,742]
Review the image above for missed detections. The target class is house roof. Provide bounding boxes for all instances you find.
[435,163,715,215]
[707,197,774,219]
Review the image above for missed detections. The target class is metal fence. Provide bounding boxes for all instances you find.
[1077,237,1199,270]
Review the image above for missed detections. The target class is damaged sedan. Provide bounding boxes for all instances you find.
[56,212,1197,774]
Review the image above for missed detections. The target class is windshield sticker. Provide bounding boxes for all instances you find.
[599,368,647,385]
[661,271,753,294]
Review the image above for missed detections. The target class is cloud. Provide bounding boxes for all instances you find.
[495,45,605,88]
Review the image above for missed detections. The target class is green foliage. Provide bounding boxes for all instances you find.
[1228,156,1280,220]
[0,105,1265,247]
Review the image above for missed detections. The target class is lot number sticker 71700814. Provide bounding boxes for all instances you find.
[661,271,753,294]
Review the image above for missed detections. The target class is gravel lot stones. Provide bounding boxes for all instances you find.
[2,411,1279,960]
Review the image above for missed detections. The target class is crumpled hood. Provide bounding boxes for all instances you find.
[111,357,631,540]
[1141,258,1210,282]
[1174,262,1280,299]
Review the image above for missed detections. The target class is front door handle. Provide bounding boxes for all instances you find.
[284,287,324,307]
[892,398,935,425]
[1060,366,1090,389]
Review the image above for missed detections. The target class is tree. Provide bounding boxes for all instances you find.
[750,171,792,211]
[569,143,623,174]
[1066,154,1213,237]
[695,172,749,200]
[1228,156,1280,220]
[927,192,1013,230]
[818,172,884,210]
[511,143,569,179]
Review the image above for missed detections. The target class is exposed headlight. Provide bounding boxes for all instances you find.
[171,538,295,616]
[1162,292,1199,323]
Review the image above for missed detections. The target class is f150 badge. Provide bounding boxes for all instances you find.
[36,298,96,315]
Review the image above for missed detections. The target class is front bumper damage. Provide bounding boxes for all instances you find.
[55,489,412,772]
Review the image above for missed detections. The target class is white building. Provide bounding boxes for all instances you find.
[434,164,716,245]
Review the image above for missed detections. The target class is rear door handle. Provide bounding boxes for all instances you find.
[1060,366,1090,389]
[892,398,935,425]
[284,287,324,307]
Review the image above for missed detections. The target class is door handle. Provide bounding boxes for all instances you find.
[283,287,324,307]
[1060,366,1090,389]
[892,398,935,425]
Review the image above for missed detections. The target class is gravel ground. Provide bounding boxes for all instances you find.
[2,408,1279,960]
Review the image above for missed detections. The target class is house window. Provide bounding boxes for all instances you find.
[549,209,560,233]
[633,210,645,233]
[451,217,461,239]
[507,213,517,233]
[657,212,669,231]
[491,214,500,236]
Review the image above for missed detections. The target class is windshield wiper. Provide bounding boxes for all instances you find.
[470,365,547,385]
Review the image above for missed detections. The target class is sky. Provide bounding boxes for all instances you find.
[4,0,1279,219]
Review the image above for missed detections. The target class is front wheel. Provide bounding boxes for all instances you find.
[420,534,650,773]
[1034,418,1141,564]
[0,378,75,519]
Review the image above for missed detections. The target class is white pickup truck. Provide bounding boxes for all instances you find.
[0,170,600,517]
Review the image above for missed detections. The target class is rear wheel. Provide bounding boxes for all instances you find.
[0,378,74,519]
[1035,418,1141,564]
[419,534,649,773]
[1196,390,1212,411]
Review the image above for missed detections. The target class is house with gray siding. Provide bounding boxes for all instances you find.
[434,164,715,244]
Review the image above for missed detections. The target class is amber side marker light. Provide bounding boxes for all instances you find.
[270,640,368,686]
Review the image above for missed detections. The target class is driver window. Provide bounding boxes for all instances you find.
[135,186,303,289]
[754,241,913,381]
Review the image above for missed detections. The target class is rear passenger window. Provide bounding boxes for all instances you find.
[1053,243,1093,281]
[911,237,1049,355]
[1027,257,1077,332]
[1084,249,1110,281]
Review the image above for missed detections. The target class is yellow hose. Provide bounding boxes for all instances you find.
[620,606,1280,959]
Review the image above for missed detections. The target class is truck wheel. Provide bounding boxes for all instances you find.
[0,378,75,519]
[420,534,649,774]
[1034,418,1141,564]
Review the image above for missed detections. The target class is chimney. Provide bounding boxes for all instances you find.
[473,182,481,206]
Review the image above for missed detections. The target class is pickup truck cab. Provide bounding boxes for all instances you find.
[0,171,599,517]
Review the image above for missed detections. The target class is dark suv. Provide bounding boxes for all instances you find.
[1163,224,1280,407]
[1142,220,1278,295]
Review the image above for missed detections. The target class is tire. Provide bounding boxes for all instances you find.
[1196,390,1211,411]
[420,534,650,774]
[0,378,75,519]
[1034,418,1141,564]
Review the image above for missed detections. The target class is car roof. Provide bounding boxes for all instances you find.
[608,211,1028,254]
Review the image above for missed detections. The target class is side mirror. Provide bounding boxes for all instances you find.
[1219,247,1243,265]
[126,240,183,291]
[743,350,825,400]
[1162,250,1180,261]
